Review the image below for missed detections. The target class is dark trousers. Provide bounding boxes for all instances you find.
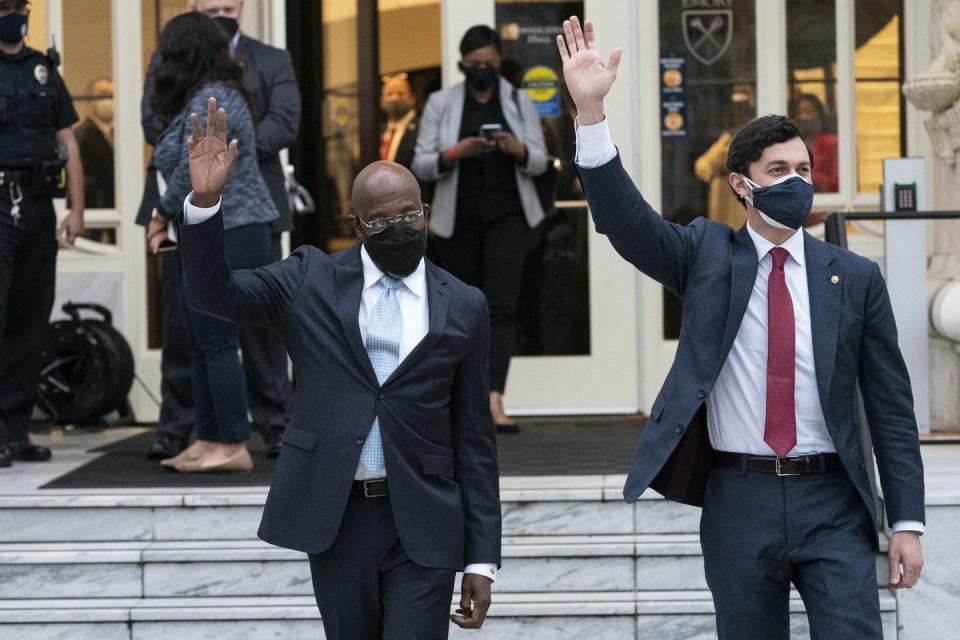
[157,249,195,439]
[432,211,529,392]
[238,234,291,430]
[308,491,456,640]
[0,195,57,444]
[700,467,883,639]
[176,223,271,444]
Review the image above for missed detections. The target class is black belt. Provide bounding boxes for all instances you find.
[352,478,388,498]
[0,169,32,187]
[711,451,843,476]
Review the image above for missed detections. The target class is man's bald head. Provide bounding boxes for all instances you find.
[352,161,422,223]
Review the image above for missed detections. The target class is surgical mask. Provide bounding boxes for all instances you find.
[740,173,814,231]
[363,223,427,278]
[214,16,239,38]
[459,64,499,91]
[383,99,412,121]
[0,13,28,45]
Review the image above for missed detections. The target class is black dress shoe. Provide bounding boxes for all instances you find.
[0,444,11,468]
[264,425,285,459]
[8,440,52,462]
[147,433,187,460]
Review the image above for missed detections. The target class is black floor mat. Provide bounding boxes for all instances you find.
[40,416,646,489]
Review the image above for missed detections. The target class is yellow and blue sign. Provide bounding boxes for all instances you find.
[522,65,561,117]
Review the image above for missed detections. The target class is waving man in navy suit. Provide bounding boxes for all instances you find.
[558,16,924,639]
[176,97,501,639]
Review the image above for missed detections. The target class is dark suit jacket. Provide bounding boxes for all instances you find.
[579,154,924,537]
[383,115,433,203]
[178,211,502,571]
[74,119,114,209]
[140,35,301,231]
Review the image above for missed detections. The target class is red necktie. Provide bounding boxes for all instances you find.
[380,126,395,161]
[764,247,797,458]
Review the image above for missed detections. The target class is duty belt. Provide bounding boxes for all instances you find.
[0,169,32,187]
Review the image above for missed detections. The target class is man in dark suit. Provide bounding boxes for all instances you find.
[177,98,501,639]
[75,78,115,209]
[380,74,419,169]
[139,0,301,459]
[558,17,924,639]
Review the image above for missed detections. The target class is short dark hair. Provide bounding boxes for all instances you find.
[0,0,30,12]
[459,25,500,57]
[726,114,813,207]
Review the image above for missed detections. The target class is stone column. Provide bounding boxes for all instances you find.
[903,0,960,432]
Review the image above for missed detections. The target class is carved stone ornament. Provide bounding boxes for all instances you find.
[903,0,960,163]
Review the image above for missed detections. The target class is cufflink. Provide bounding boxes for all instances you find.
[831,275,840,284]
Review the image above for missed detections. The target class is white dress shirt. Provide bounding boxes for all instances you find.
[574,122,922,535]
[182,194,501,577]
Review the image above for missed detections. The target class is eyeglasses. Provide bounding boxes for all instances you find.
[356,204,429,234]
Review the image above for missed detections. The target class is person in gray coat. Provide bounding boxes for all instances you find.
[412,25,547,433]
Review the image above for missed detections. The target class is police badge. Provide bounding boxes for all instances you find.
[34,64,49,85]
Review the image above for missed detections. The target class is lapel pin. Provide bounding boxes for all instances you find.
[831,275,840,284]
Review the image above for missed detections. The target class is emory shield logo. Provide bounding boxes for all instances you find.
[682,9,733,66]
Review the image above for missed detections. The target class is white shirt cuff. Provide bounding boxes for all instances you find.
[464,563,497,582]
[182,192,222,225]
[891,520,924,535]
[574,117,617,168]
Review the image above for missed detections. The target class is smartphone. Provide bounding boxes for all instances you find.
[480,123,502,140]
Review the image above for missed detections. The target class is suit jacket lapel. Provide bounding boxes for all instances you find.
[804,232,841,408]
[385,262,449,385]
[334,246,378,387]
[719,225,759,363]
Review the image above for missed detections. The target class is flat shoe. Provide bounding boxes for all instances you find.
[198,449,254,474]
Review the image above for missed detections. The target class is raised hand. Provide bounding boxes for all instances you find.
[188,96,239,205]
[556,16,622,125]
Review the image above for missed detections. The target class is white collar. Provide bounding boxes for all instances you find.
[360,244,426,298]
[745,220,806,267]
[230,32,241,56]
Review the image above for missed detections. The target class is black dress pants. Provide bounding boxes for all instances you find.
[0,195,57,444]
[308,491,456,640]
[432,211,529,393]
[238,233,292,432]
[157,249,195,440]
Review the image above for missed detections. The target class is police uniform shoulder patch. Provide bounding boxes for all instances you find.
[34,64,49,85]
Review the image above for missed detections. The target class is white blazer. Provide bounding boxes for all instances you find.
[411,77,548,238]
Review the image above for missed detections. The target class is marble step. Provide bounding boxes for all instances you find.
[0,481,705,543]
[0,535,891,600]
[0,590,899,640]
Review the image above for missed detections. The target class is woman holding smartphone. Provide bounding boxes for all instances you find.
[412,25,548,433]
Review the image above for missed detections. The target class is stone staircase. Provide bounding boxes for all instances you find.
[0,476,898,639]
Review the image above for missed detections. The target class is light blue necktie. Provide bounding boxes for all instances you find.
[360,275,404,473]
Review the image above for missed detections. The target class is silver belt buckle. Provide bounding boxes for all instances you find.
[363,479,384,498]
[775,457,800,477]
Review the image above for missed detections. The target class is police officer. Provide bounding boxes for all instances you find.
[0,0,85,467]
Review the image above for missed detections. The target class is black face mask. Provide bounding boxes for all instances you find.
[0,13,28,45]
[363,223,427,278]
[459,63,499,91]
[214,16,240,38]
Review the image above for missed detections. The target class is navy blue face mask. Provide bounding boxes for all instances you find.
[0,13,28,45]
[741,173,814,231]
